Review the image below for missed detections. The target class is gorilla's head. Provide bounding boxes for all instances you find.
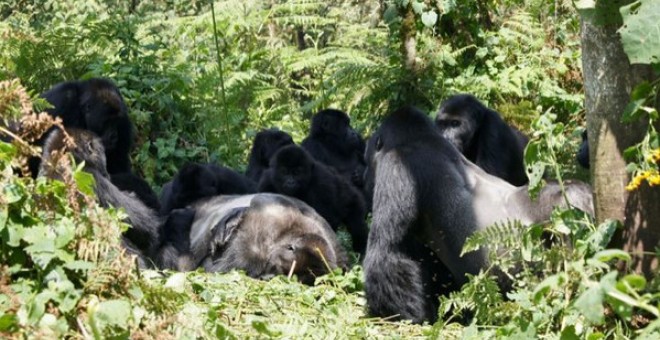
[269,145,314,196]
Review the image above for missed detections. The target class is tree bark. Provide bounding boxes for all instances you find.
[580,14,660,275]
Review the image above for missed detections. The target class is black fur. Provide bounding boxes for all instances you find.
[363,106,593,323]
[111,172,161,211]
[39,128,191,270]
[435,94,528,186]
[185,194,348,284]
[32,78,134,176]
[160,163,257,215]
[301,109,367,189]
[577,130,590,169]
[259,145,368,255]
[245,128,294,182]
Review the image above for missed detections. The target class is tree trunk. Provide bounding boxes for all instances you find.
[580,13,660,275]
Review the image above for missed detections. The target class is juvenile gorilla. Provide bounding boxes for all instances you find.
[259,145,368,255]
[364,106,593,323]
[435,94,528,186]
[39,128,189,270]
[302,109,367,189]
[245,128,294,182]
[160,163,257,215]
[176,194,348,285]
[34,78,134,176]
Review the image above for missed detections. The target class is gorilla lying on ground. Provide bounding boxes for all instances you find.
[175,194,348,285]
[435,94,529,186]
[41,129,344,284]
[32,78,135,176]
[245,128,294,182]
[160,162,257,215]
[302,109,367,189]
[364,106,593,323]
[259,145,369,255]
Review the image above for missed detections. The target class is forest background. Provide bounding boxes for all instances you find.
[0,0,658,338]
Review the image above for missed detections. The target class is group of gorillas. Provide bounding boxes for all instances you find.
[7,78,595,324]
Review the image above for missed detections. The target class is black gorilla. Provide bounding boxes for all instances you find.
[160,163,257,215]
[110,172,161,211]
[577,130,590,169]
[259,145,368,255]
[176,194,348,284]
[435,94,528,186]
[34,78,134,176]
[301,109,367,189]
[245,128,294,182]
[39,128,189,270]
[364,106,593,323]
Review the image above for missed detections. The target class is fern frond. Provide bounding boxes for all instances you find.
[461,220,527,256]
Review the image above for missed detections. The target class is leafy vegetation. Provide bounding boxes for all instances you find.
[1,0,658,338]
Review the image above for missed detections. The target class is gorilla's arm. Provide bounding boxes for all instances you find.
[363,151,430,323]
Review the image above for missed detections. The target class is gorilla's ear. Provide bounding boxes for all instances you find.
[210,207,248,256]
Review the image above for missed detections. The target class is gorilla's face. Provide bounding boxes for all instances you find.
[264,233,331,285]
[270,146,314,196]
[81,85,128,152]
[435,110,477,153]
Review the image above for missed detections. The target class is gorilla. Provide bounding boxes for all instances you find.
[301,109,367,189]
[159,163,257,215]
[110,172,161,211]
[363,106,593,323]
[577,130,590,169]
[33,78,134,176]
[245,128,294,182]
[259,145,368,255]
[176,194,348,285]
[39,128,188,270]
[435,94,529,186]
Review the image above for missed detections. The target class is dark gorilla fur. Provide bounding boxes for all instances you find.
[111,172,161,211]
[301,109,367,189]
[364,106,594,323]
[39,128,190,271]
[577,130,590,169]
[33,78,134,176]
[179,194,347,285]
[245,128,294,182]
[160,163,257,215]
[259,145,368,255]
[435,94,528,186]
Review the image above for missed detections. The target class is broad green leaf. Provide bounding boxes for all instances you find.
[73,167,95,196]
[593,249,631,262]
[94,300,131,330]
[619,0,660,64]
[574,285,605,324]
[411,1,425,15]
[421,11,438,28]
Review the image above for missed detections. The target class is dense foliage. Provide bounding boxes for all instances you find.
[1,0,658,338]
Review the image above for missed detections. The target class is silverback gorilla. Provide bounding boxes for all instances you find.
[363,106,593,323]
[435,94,529,186]
[183,194,348,284]
[40,129,345,284]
